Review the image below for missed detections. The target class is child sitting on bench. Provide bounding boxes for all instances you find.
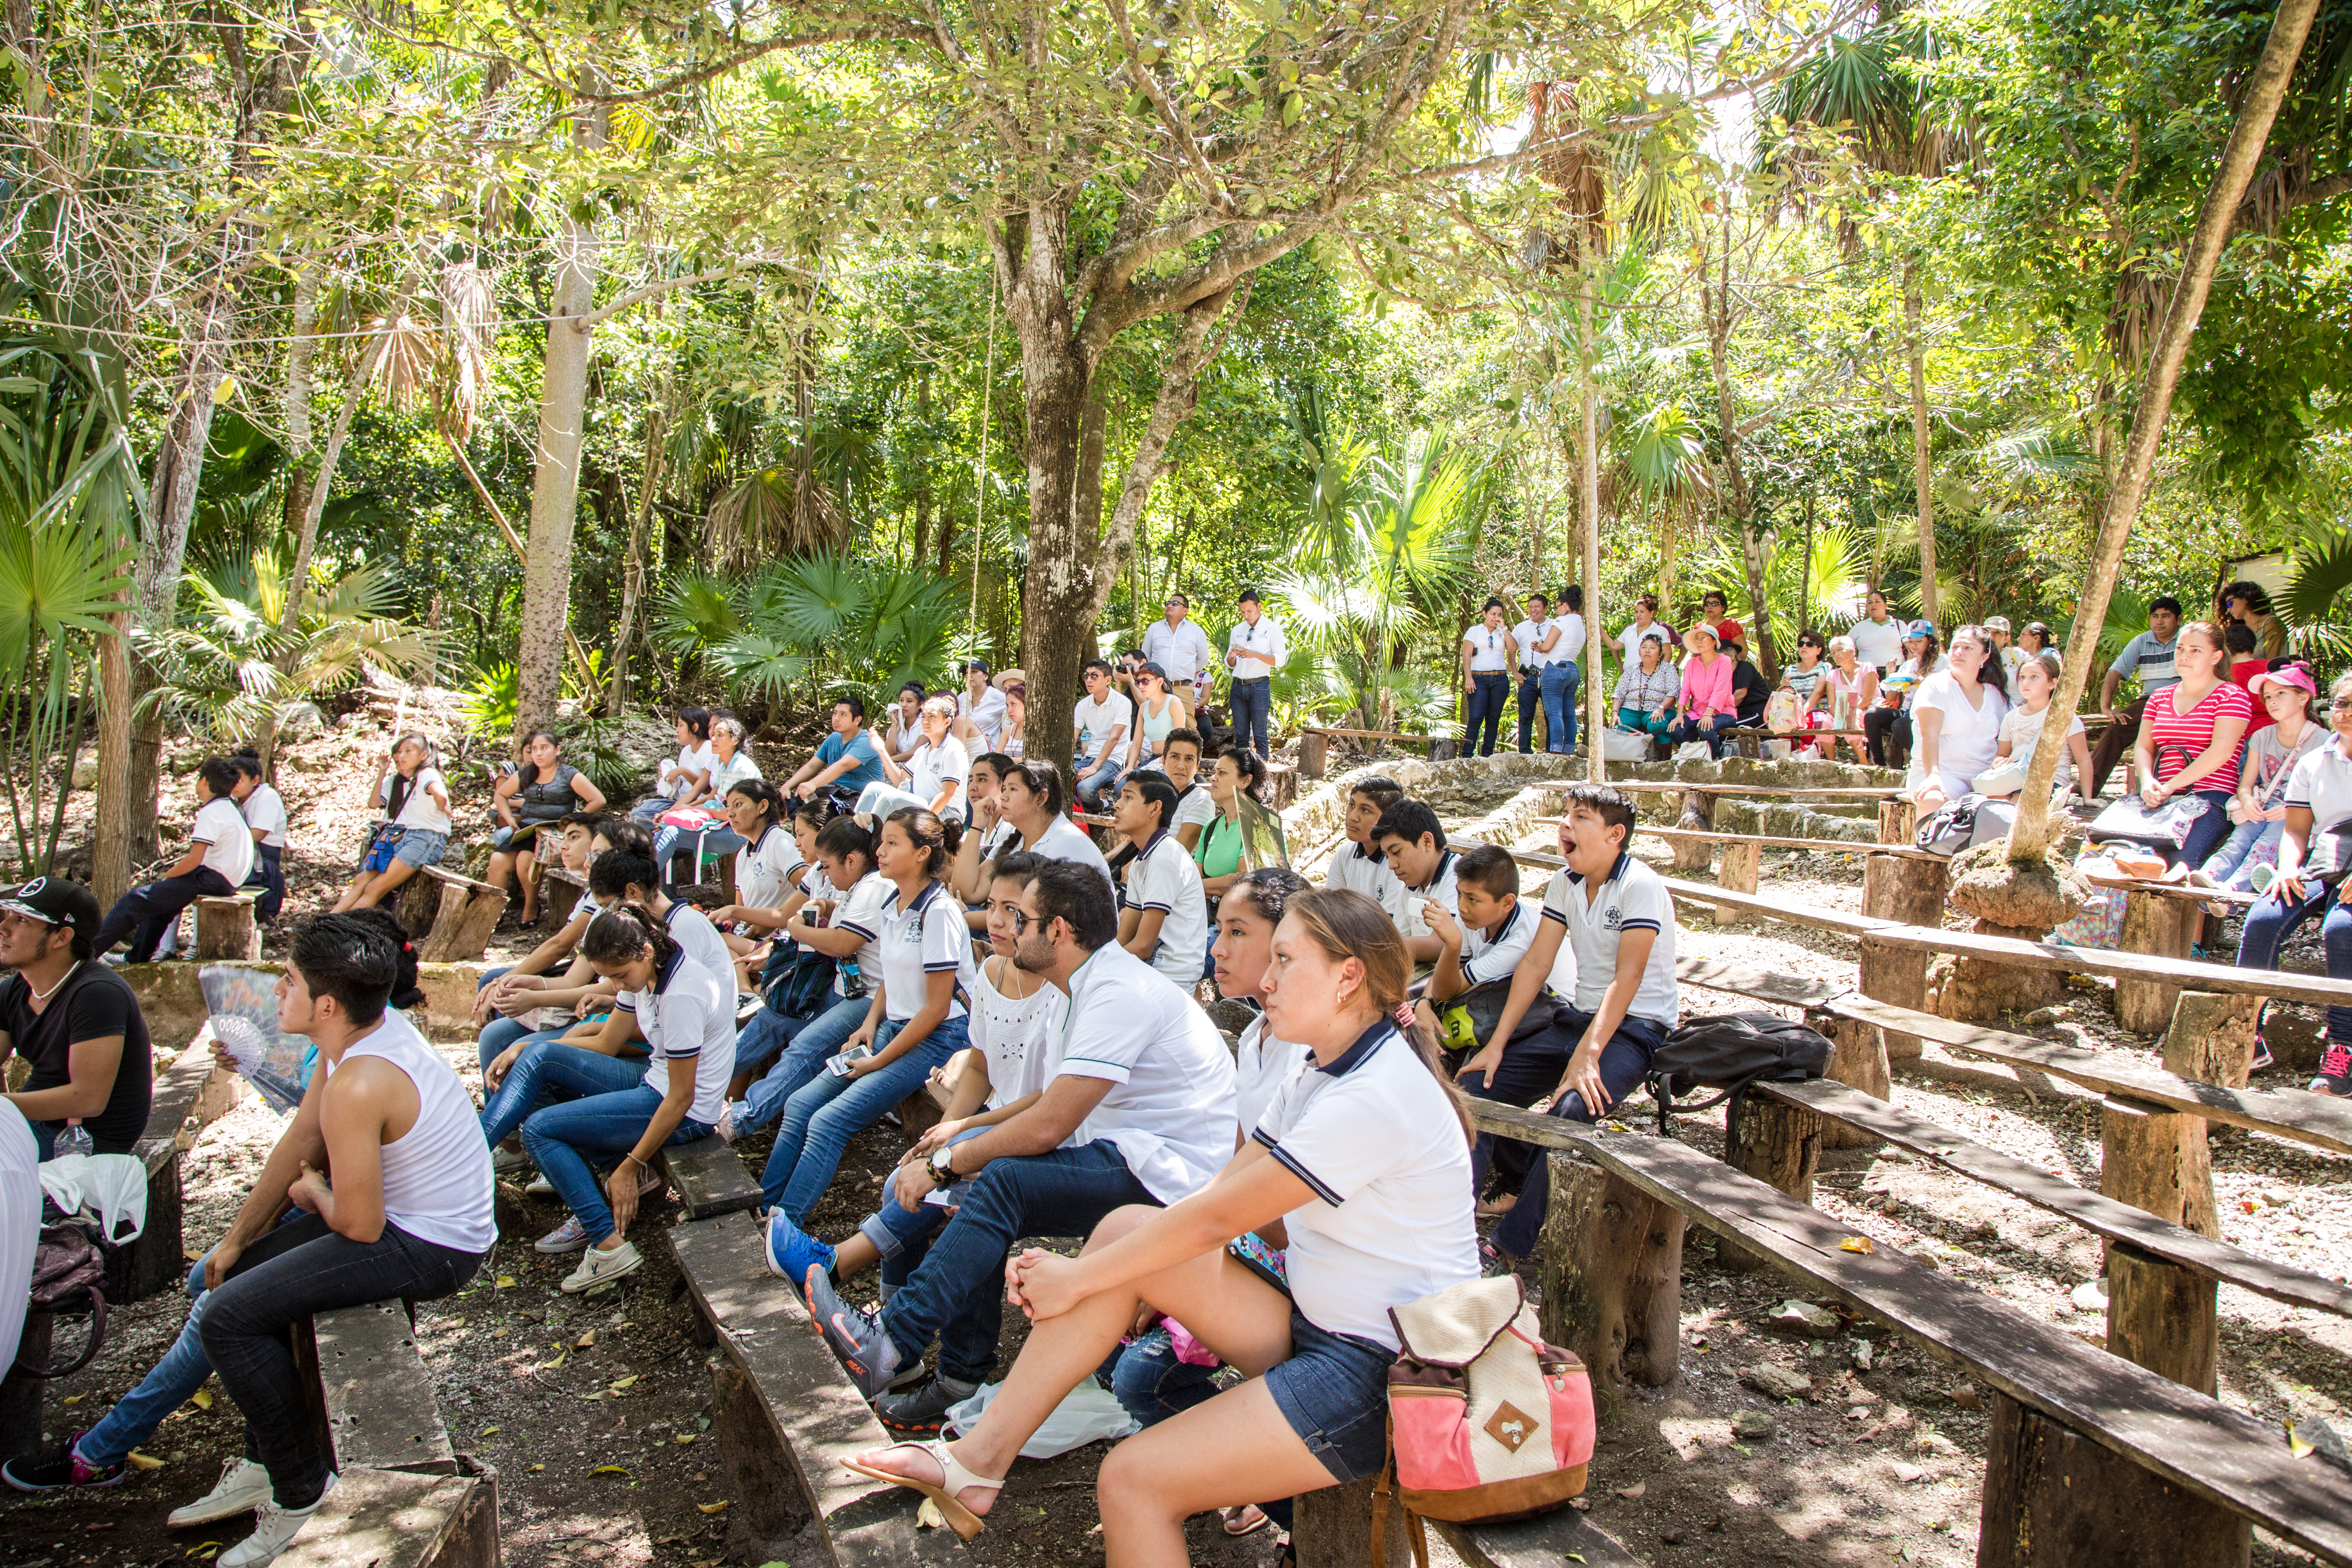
[1366,798,1458,965]
[92,757,254,964]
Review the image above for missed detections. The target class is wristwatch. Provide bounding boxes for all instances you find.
[928,1146,959,1186]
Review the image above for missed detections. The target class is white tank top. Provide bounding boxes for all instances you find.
[327,1011,496,1255]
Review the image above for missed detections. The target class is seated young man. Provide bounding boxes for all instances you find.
[0,879,152,1160]
[783,696,889,805]
[799,861,1235,1433]
[1367,798,1458,965]
[93,757,255,964]
[1071,660,1134,809]
[1455,784,1676,1263]
[1322,775,1406,919]
[189,916,495,1566]
[1418,843,1534,1017]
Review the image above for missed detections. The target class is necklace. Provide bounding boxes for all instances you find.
[26,960,80,1004]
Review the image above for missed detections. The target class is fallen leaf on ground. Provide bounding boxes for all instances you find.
[576,1329,597,1349]
[190,1389,213,1410]
[676,1433,696,1445]
[1839,1236,1875,1254]
[495,1276,517,1288]
[916,1498,945,1530]
[186,1545,221,1560]
[698,1501,730,1515]
[526,1464,544,1473]
[542,1351,567,1370]
[62,1393,84,1406]
[590,1464,629,1476]
[126,1452,166,1470]
[610,1374,639,1391]
[1613,1482,1646,1500]
[2290,1431,2316,1458]
[86,1521,114,1530]
[481,1427,500,1437]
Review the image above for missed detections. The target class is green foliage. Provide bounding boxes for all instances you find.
[653,552,961,708]
[460,662,521,741]
[1692,524,1869,654]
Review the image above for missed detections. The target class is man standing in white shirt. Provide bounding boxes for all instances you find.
[1223,587,1286,759]
[1072,659,1134,808]
[1848,588,1904,675]
[1544,585,1589,756]
[1141,593,1214,705]
[806,861,1235,1429]
[1510,592,1552,755]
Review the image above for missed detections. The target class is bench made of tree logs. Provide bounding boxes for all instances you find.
[195,893,262,960]
[1568,781,1908,798]
[395,864,510,963]
[1470,1100,2352,1567]
[539,863,589,931]
[656,1135,766,1219]
[110,1047,247,1302]
[1298,728,1460,778]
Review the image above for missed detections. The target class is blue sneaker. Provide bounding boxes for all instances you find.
[761,1210,836,1288]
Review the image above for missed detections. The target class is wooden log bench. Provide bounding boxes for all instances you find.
[394,864,511,963]
[539,863,588,931]
[1724,726,1872,760]
[195,892,261,960]
[1298,727,1460,778]
[109,1046,247,1302]
[1292,1477,1645,1568]
[656,1135,765,1219]
[1473,1100,2352,1568]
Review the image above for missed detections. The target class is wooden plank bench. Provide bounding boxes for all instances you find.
[195,892,262,959]
[1578,781,1907,799]
[656,1135,765,1219]
[110,1046,246,1302]
[1473,1100,2352,1567]
[309,1299,458,1475]
[1724,726,1871,760]
[394,864,510,963]
[1298,727,1459,778]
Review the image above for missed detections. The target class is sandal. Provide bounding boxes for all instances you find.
[840,1440,1004,1539]
[1224,1504,1272,1537]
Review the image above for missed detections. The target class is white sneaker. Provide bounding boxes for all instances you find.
[168,1456,273,1528]
[561,1240,643,1294]
[535,1216,590,1254]
[717,1100,749,1144]
[218,1473,334,1568]
[524,1174,555,1197]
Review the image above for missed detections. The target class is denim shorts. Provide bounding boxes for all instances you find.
[1264,1309,1396,1483]
[392,828,448,869]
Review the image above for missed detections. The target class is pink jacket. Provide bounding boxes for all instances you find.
[1681,652,1733,718]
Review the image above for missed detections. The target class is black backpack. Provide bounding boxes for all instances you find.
[1643,1012,1832,1136]
[760,936,838,1020]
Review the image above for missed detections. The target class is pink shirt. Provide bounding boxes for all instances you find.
[1681,652,1733,719]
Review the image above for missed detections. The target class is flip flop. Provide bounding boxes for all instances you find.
[841,1440,1003,1539]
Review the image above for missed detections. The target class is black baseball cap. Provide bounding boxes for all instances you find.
[0,876,100,942]
[962,658,991,675]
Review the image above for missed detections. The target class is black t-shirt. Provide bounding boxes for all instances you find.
[0,963,153,1154]
[1731,660,1769,725]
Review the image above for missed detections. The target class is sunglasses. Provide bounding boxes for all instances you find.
[1004,907,1057,936]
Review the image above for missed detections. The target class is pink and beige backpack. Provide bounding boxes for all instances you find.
[1372,1274,1594,1564]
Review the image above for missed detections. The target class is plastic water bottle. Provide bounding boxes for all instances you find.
[55,1118,93,1159]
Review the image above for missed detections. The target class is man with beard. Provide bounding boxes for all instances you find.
[801,860,1236,1433]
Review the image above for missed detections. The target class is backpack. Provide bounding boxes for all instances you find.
[1372,1274,1594,1567]
[1643,1011,1832,1136]
[1914,793,2017,857]
[759,935,838,1020]
[14,1221,107,1380]
[1433,983,1558,1059]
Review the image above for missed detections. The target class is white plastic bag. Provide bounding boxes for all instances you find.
[943,1377,1140,1457]
[1673,741,1714,763]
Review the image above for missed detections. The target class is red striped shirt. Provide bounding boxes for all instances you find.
[2146,680,2254,795]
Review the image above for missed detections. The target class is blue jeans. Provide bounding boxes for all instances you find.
[1542,662,1580,754]
[519,1073,713,1243]
[880,1139,1156,1385]
[242,845,285,922]
[1670,711,1737,757]
[2172,790,2236,871]
[1075,755,1123,808]
[856,1127,988,1274]
[2237,881,2352,1053]
[483,1041,646,1149]
[1229,679,1271,758]
[1463,672,1507,756]
[95,867,235,963]
[1514,672,1543,754]
[2200,817,2282,890]
[761,1015,967,1221]
[628,795,673,824]
[738,995,871,1132]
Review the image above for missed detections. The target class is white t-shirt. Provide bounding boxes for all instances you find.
[1849,616,1905,671]
[1998,704,2088,794]
[1171,783,1217,837]
[1550,612,1587,665]
[1234,1014,1308,1139]
[1617,620,1671,660]
[193,796,256,887]
[1074,690,1133,760]
[663,902,738,994]
[664,742,717,801]
[1909,671,2010,802]
[1539,852,1678,1026]
[735,824,804,913]
[381,768,451,836]
[1325,840,1408,925]
[1252,1025,1478,1351]
[330,1010,496,1254]
[959,686,1008,751]
[1143,618,1216,689]
[1057,943,1237,1202]
[617,949,735,1125]
[906,737,971,818]
[1458,897,1538,986]
[876,879,976,1024]
[2285,738,2352,834]
[1126,829,1209,986]
[1510,619,1550,674]
[968,956,1066,1111]
[1462,624,1511,674]
[1392,851,1461,944]
[1026,815,1115,892]
[242,782,289,848]
[829,872,892,998]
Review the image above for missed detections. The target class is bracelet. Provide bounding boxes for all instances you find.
[617,1153,644,1172]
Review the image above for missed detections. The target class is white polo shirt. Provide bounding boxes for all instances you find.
[906,737,971,818]
[617,948,736,1125]
[1325,840,1408,924]
[1074,689,1133,760]
[1458,897,1538,986]
[1253,1024,1479,1351]
[242,783,289,849]
[1026,814,1115,892]
[1511,617,1550,674]
[959,686,1008,751]
[1234,1013,1308,1138]
[968,956,1067,1110]
[1538,851,1678,1027]
[2285,737,2352,835]
[1171,782,1217,838]
[662,901,738,993]
[1225,616,1286,681]
[1462,624,1511,674]
[735,824,804,912]
[1056,943,1237,1202]
[830,872,892,998]
[383,767,452,835]
[1392,851,1461,943]
[1125,829,1208,986]
[876,879,976,1024]
[193,796,256,887]
[1143,617,1215,689]
[665,741,716,801]
[1550,612,1588,665]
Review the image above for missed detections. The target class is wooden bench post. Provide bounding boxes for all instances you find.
[1292,1477,1412,1568]
[1861,853,1946,1061]
[1298,730,1328,780]
[0,1311,52,1459]
[2116,890,2199,1034]
[2164,990,2260,1090]
[1978,1393,2251,1567]
[1877,798,1916,847]
[708,1363,817,1550]
[1713,839,1760,925]
[1720,1093,1821,1270]
[1809,1010,1889,1152]
[194,894,260,959]
[1535,1151,1683,1418]
[1670,789,1715,872]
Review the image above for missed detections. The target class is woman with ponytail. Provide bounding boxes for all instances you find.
[335,733,453,913]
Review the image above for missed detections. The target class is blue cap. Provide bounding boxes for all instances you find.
[1907,619,1937,639]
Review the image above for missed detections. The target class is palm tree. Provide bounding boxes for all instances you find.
[1773,4,1969,620]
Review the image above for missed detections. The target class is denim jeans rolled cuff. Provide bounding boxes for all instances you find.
[521,1080,713,1243]
[857,1127,988,1259]
[764,1015,968,1222]
[1491,1011,1668,1260]
[481,1040,647,1150]
[1541,661,1580,753]
[738,994,871,1132]
[2200,818,2281,889]
[198,1212,484,1507]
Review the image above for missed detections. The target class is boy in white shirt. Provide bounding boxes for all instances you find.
[1111,774,1209,986]
[1456,784,1678,1262]
[230,750,290,921]
[94,757,257,964]
[1323,775,1407,919]
[1368,799,1458,964]
[1421,843,1535,1006]
[1071,660,1133,808]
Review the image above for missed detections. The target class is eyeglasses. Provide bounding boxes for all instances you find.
[2331,699,2352,711]
[1005,907,1042,935]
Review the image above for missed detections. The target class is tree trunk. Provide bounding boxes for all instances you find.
[2007,0,2322,860]
[513,88,608,742]
[91,608,133,908]
[1905,269,1939,621]
[1703,225,1778,675]
[1579,268,1605,781]
[607,407,665,716]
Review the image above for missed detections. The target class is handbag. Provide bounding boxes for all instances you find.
[2086,747,2207,849]
[14,1221,107,1379]
[1372,1274,1594,1568]
[358,821,404,867]
[759,936,839,1019]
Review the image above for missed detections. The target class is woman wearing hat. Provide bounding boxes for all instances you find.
[2198,665,2326,891]
[1983,616,2023,682]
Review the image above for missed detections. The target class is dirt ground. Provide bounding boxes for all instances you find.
[7,722,2350,1567]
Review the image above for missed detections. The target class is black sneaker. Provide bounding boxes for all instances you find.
[874,1373,981,1434]
[3,1434,125,1493]
[2311,1041,2352,1097]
